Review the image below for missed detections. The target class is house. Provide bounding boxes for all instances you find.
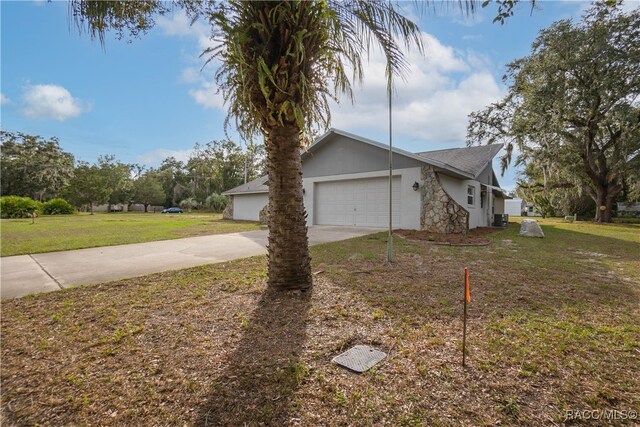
[523,203,542,217]
[617,201,640,218]
[90,203,165,213]
[222,129,509,233]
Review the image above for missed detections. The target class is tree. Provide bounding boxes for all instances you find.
[70,0,426,290]
[187,140,241,200]
[0,131,74,201]
[98,155,134,209]
[155,157,191,207]
[515,159,596,218]
[133,174,166,212]
[64,162,111,214]
[243,141,267,183]
[187,139,255,201]
[468,3,640,223]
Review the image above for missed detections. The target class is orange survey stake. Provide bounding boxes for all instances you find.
[464,268,471,302]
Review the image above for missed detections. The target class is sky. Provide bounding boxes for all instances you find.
[2,0,639,191]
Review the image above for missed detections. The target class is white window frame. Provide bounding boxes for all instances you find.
[467,185,475,206]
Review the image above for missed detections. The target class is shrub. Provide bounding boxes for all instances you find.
[206,193,228,213]
[0,196,41,218]
[42,198,75,215]
[179,197,200,212]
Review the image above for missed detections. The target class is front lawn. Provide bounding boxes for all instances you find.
[0,212,261,257]
[1,220,638,425]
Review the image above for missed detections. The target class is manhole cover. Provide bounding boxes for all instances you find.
[332,345,386,373]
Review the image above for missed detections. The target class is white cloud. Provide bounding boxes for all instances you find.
[137,148,194,165]
[329,32,504,145]
[421,33,469,72]
[188,79,225,110]
[20,84,90,121]
[156,10,217,51]
[157,10,224,109]
[452,12,485,27]
[0,93,9,105]
[157,10,199,37]
[161,24,504,147]
[180,67,201,84]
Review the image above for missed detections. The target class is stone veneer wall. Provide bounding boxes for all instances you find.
[258,204,269,225]
[222,196,233,220]
[420,166,469,234]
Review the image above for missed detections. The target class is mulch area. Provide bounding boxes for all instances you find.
[394,227,501,245]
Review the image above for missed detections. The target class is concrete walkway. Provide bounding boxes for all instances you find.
[0,226,381,299]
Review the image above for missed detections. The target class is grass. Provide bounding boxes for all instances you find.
[1,219,639,426]
[0,212,261,256]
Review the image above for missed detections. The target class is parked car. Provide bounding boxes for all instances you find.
[162,207,183,214]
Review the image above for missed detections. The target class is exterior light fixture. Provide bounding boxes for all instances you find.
[412,182,420,191]
[302,188,306,195]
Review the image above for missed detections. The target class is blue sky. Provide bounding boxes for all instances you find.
[2,1,638,190]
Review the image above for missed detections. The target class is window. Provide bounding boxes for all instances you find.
[467,185,475,206]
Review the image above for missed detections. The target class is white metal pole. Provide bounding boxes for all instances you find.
[387,3,394,264]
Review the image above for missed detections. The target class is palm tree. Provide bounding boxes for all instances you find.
[70,0,423,290]
[206,1,423,290]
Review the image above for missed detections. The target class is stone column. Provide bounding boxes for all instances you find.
[420,166,469,234]
[222,196,234,220]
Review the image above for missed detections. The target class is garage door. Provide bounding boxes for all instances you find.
[314,177,401,227]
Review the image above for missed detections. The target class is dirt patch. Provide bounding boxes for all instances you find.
[395,227,501,245]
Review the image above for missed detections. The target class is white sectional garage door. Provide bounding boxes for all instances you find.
[314,177,401,227]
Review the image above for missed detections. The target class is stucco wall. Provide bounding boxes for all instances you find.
[233,193,268,221]
[303,135,423,178]
[493,197,505,215]
[476,164,494,186]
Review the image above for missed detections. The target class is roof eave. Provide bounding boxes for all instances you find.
[223,190,268,196]
[305,128,475,179]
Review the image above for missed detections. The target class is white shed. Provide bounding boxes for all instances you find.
[505,199,525,216]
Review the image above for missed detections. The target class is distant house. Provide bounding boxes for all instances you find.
[223,129,510,233]
[617,201,640,218]
[524,203,542,217]
[92,203,129,213]
[91,203,164,213]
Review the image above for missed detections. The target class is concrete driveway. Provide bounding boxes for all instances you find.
[0,226,381,299]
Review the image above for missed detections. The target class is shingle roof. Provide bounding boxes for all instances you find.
[223,130,503,195]
[222,175,268,195]
[415,144,503,179]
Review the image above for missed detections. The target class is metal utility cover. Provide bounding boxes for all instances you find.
[332,345,386,373]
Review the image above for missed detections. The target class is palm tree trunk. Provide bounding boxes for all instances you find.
[265,125,311,290]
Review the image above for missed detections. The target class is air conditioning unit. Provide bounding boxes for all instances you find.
[493,214,508,227]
